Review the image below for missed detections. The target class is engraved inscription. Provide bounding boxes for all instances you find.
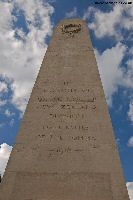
[42,125,89,130]
[66,125,88,130]
[60,104,96,109]
[63,81,71,85]
[69,135,96,141]
[48,147,82,156]
[36,81,96,160]
[43,88,90,93]
[36,133,96,142]
[36,103,96,110]
[38,96,95,102]
[49,113,84,120]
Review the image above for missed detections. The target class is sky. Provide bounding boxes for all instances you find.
[0,0,133,199]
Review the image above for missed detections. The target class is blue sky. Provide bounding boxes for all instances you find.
[0,0,133,199]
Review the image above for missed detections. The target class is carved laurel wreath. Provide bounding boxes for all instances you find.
[61,24,81,37]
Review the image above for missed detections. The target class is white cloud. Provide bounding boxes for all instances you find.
[0,82,8,93]
[116,138,120,145]
[65,7,78,18]
[4,109,11,117]
[83,4,133,117]
[47,0,56,2]
[0,123,5,129]
[129,47,133,55]
[10,118,15,127]
[127,59,133,70]
[127,182,133,200]
[127,136,133,147]
[94,42,133,107]
[19,112,24,119]
[128,101,133,123]
[0,143,12,178]
[0,0,54,113]
[83,4,133,40]
[4,109,15,117]
[0,100,7,107]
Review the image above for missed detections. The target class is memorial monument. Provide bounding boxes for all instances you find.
[0,18,129,200]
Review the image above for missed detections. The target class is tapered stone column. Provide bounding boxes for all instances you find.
[0,18,129,200]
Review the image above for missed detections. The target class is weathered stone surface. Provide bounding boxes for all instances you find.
[0,18,129,200]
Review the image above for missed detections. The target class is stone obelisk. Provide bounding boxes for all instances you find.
[0,18,129,200]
